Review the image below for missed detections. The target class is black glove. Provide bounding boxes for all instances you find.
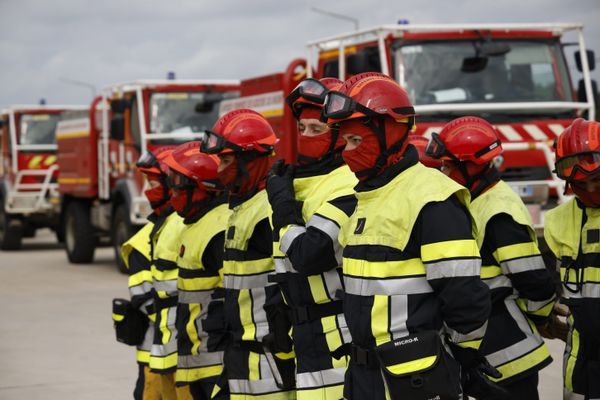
[263,291,293,353]
[266,161,303,232]
[448,342,510,400]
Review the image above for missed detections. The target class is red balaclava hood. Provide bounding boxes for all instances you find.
[572,184,600,208]
[297,107,345,164]
[170,187,211,218]
[219,156,273,196]
[144,173,171,213]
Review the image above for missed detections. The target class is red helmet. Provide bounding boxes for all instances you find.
[322,72,415,124]
[286,77,343,119]
[136,147,174,176]
[408,134,442,169]
[201,109,277,155]
[163,141,222,192]
[555,118,600,181]
[426,116,502,165]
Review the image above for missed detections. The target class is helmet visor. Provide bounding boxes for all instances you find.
[136,151,161,174]
[322,91,381,121]
[555,152,600,180]
[200,130,245,155]
[286,78,328,107]
[167,169,195,190]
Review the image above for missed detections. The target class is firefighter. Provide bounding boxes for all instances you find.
[118,147,174,400]
[200,109,295,400]
[426,116,556,399]
[321,72,493,400]
[544,118,600,400]
[147,150,190,399]
[265,77,356,399]
[162,142,231,399]
[407,134,442,169]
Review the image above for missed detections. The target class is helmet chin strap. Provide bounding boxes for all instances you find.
[460,163,500,198]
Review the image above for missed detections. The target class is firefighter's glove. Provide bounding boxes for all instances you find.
[266,161,303,232]
[202,288,231,351]
[263,291,293,353]
[537,303,569,342]
[448,343,510,400]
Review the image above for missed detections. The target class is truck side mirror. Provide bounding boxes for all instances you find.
[461,56,488,73]
[575,50,596,72]
[577,79,599,103]
[110,115,125,141]
[110,99,131,114]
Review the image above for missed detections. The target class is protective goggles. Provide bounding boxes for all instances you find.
[555,152,600,181]
[200,130,246,155]
[167,169,195,190]
[136,151,159,170]
[322,91,383,121]
[425,132,451,160]
[286,78,329,109]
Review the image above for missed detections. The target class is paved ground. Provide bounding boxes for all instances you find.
[0,230,565,399]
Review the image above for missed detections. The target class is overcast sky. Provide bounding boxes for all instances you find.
[1,0,599,107]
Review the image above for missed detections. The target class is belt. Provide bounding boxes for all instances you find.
[235,340,265,354]
[289,300,343,325]
[332,343,379,369]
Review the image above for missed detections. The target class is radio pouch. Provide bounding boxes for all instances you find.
[112,298,148,346]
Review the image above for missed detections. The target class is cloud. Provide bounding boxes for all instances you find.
[0,0,598,106]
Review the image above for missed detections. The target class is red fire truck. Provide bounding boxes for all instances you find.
[0,104,87,250]
[56,79,239,271]
[221,22,597,237]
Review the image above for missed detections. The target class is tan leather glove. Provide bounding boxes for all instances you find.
[537,303,569,342]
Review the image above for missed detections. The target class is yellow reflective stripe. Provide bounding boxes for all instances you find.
[160,308,171,344]
[385,355,437,375]
[44,155,57,165]
[480,265,502,279]
[316,202,349,227]
[112,313,124,322]
[560,266,600,283]
[186,304,202,355]
[516,298,554,317]
[249,351,261,381]
[28,155,43,168]
[344,257,425,278]
[153,266,179,281]
[176,364,223,383]
[372,295,391,346]
[224,258,273,275]
[150,352,178,371]
[421,239,479,262]
[178,276,222,292]
[457,339,481,350]
[296,383,344,400]
[136,349,150,364]
[321,315,346,369]
[565,315,578,391]
[275,351,295,360]
[307,275,329,304]
[493,242,540,263]
[239,290,256,341]
[490,341,550,382]
[129,269,152,288]
[58,177,92,185]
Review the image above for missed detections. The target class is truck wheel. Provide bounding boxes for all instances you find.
[0,198,23,250]
[64,201,96,263]
[112,204,134,274]
[23,224,37,238]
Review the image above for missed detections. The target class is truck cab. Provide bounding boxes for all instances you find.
[0,104,87,250]
[307,23,597,233]
[57,79,240,271]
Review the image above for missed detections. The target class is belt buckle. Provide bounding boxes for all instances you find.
[292,306,310,324]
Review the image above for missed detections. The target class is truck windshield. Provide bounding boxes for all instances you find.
[19,113,60,145]
[395,39,572,110]
[149,91,235,135]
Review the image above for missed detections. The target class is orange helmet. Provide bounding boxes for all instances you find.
[408,134,442,169]
[426,116,502,165]
[286,77,342,119]
[163,141,222,192]
[555,118,600,181]
[200,109,277,156]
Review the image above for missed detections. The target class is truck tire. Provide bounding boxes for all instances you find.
[0,197,23,250]
[64,201,96,263]
[112,204,134,274]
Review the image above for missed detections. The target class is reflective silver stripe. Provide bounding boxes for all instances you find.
[178,290,213,305]
[154,279,178,294]
[274,257,296,274]
[564,390,585,400]
[307,214,340,243]
[138,324,155,352]
[563,282,600,299]
[151,339,178,356]
[445,321,487,344]
[296,367,346,389]
[178,351,224,368]
[223,272,272,289]
[500,255,545,275]
[228,378,282,395]
[426,258,480,280]
[389,295,409,340]
[252,289,269,341]
[280,225,306,254]
[336,313,352,344]
[323,267,344,299]
[139,298,154,315]
[130,281,153,296]
[483,275,513,290]
[525,295,556,312]
[485,299,545,366]
[343,275,434,296]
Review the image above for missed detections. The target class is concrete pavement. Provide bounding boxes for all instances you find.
[0,230,566,399]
